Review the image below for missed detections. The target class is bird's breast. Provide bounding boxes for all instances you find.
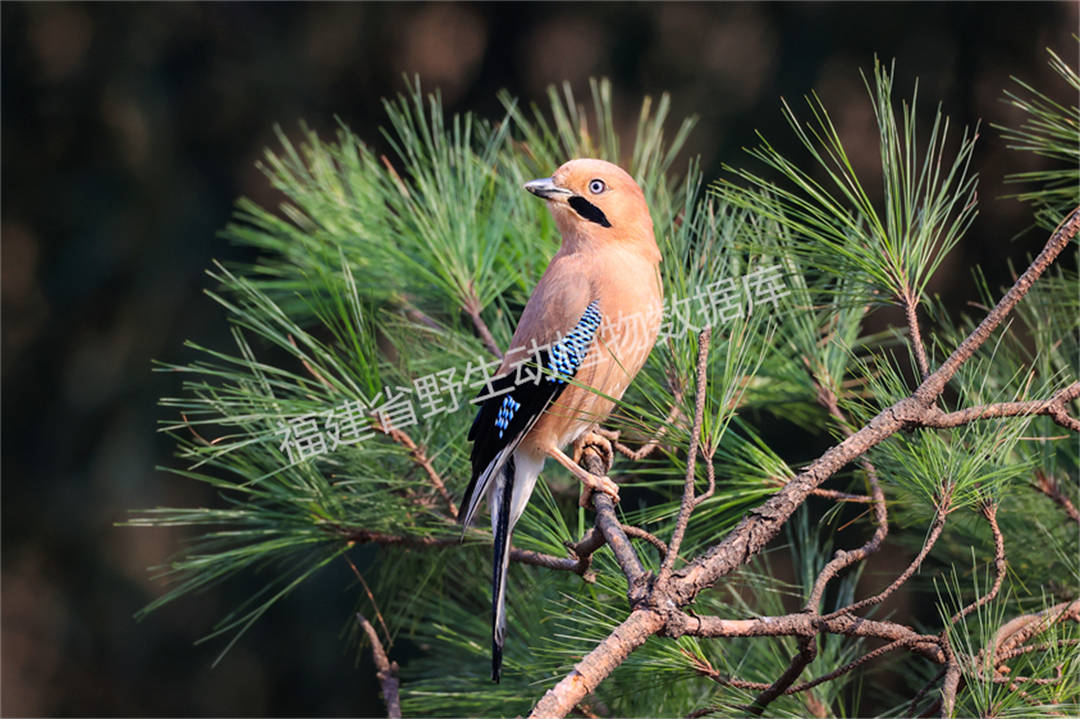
[523,255,662,454]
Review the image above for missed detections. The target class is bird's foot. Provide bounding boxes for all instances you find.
[576,431,614,468]
[573,433,618,507]
[577,471,620,508]
[547,441,619,507]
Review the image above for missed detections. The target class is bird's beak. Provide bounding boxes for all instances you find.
[524,177,572,200]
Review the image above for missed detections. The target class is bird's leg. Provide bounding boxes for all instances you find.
[548,443,619,508]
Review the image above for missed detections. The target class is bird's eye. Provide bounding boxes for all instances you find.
[588,179,606,194]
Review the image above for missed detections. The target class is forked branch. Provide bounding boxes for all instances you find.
[526,208,1079,717]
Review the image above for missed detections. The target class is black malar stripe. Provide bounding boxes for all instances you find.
[568,196,612,227]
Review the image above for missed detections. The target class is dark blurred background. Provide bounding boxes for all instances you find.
[2,3,1076,716]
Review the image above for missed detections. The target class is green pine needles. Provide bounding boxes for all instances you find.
[132,49,1079,718]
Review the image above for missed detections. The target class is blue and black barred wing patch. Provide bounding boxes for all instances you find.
[461,301,603,525]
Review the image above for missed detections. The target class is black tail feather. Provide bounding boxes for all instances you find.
[492,641,503,684]
[490,455,515,683]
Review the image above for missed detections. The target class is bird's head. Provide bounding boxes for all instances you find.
[525,158,657,259]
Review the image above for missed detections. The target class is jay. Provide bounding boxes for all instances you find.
[460,159,663,681]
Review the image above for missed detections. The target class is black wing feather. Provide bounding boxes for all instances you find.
[461,301,602,517]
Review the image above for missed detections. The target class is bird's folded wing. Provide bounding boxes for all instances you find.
[461,300,602,527]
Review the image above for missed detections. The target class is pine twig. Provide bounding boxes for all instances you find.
[692,444,717,510]
[658,327,711,586]
[995,638,1080,664]
[914,205,1080,406]
[686,651,771,690]
[787,635,923,694]
[463,286,503,360]
[808,487,873,503]
[940,640,962,719]
[947,502,1006,625]
[909,667,948,717]
[991,599,1080,659]
[806,462,887,612]
[748,635,816,715]
[607,395,686,461]
[357,613,402,719]
[822,483,954,621]
[372,419,459,519]
[671,610,944,663]
[1032,471,1080,525]
[806,380,890,613]
[621,524,669,559]
[903,290,932,380]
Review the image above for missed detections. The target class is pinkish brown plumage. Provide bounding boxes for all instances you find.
[461,158,663,681]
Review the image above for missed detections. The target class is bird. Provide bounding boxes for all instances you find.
[460,158,664,682]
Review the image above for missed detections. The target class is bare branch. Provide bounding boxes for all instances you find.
[789,635,923,694]
[338,528,460,547]
[528,610,665,719]
[593,493,648,589]
[658,327,712,586]
[686,706,722,719]
[807,487,873,503]
[338,526,599,580]
[579,440,648,592]
[992,600,1080,659]
[671,611,944,663]
[940,641,962,719]
[996,638,1080,664]
[921,382,1080,430]
[687,652,771,691]
[692,444,717,510]
[993,672,1065,686]
[763,474,873,503]
[910,667,948,717]
[805,365,890,615]
[510,547,597,582]
[357,613,402,719]
[567,526,606,559]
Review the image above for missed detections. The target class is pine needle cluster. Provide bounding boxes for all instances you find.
[131,50,1078,717]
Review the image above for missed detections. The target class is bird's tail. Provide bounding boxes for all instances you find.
[490,455,515,682]
[489,451,543,682]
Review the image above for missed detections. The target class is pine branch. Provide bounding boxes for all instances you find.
[136,58,1079,717]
